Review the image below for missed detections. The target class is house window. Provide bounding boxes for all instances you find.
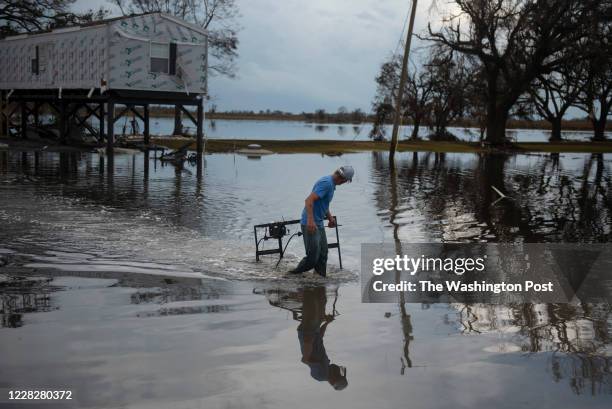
[150,42,177,74]
[150,43,169,73]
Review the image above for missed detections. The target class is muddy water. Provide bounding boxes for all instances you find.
[1,150,611,408]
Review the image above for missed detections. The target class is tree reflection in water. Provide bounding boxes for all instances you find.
[451,303,612,395]
[372,151,612,393]
[371,151,611,242]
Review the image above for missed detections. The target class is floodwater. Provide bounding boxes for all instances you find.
[114,116,609,143]
[1,148,611,408]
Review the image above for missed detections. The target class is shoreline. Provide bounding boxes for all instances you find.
[3,137,612,154]
[167,138,612,154]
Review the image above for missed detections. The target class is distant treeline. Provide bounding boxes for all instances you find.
[149,106,370,123]
[147,106,607,132]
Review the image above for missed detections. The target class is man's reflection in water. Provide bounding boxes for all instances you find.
[298,287,347,390]
[263,286,348,390]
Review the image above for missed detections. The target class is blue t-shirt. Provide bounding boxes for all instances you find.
[301,175,335,227]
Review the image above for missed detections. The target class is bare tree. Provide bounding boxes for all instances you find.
[405,67,434,140]
[371,49,471,142]
[350,108,366,124]
[1,0,108,38]
[575,5,612,141]
[370,57,399,141]
[426,50,470,140]
[427,0,601,145]
[371,55,433,141]
[463,64,488,140]
[527,64,585,141]
[369,99,394,141]
[337,106,348,122]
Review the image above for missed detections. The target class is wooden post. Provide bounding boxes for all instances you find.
[202,97,207,153]
[106,101,114,154]
[65,102,73,143]
[33,102,39,127]
[20,101,28,139]
[196,99,203,155]
[143,149,150,181]
[99,102,105,143]
[143,148,150,200]
[196,99,204,179]
[144,104,150,146]
[173,105,183,135]
[389,0,418,166]
[34,151,40,173]
[0,90,6,137]
[59,100,66,143]
[106,152,114,186]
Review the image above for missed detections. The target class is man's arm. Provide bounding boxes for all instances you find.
[304,192,319,233]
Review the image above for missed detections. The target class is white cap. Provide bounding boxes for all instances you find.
[336,165,354,182]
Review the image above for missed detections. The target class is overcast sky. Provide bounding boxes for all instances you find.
[77,0,443,113]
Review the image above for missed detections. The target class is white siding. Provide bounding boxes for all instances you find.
[0,26,106,90]
[107,14,207,94]
[0,13,207,95]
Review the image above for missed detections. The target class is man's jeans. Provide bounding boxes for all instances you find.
[293,224,328,276]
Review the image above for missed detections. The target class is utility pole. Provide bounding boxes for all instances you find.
[389,0,418,166]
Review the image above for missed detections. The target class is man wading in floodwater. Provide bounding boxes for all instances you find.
[289,166,354,277]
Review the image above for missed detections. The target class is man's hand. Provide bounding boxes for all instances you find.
[307,219,317,234]
[327,216,336,228]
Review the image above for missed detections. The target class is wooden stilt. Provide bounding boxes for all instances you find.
[20,101,27,139]
[144,104,150,146]
[59,100,66,143]
[33,102,39,127]
[143,149,150,180]
[0,90,5,137]
[173,105,183,135]
[99,102,105,142]
[106,101,114,154]
[196,99,203,155]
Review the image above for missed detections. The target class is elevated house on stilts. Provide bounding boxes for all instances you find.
[0,12,208,155]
